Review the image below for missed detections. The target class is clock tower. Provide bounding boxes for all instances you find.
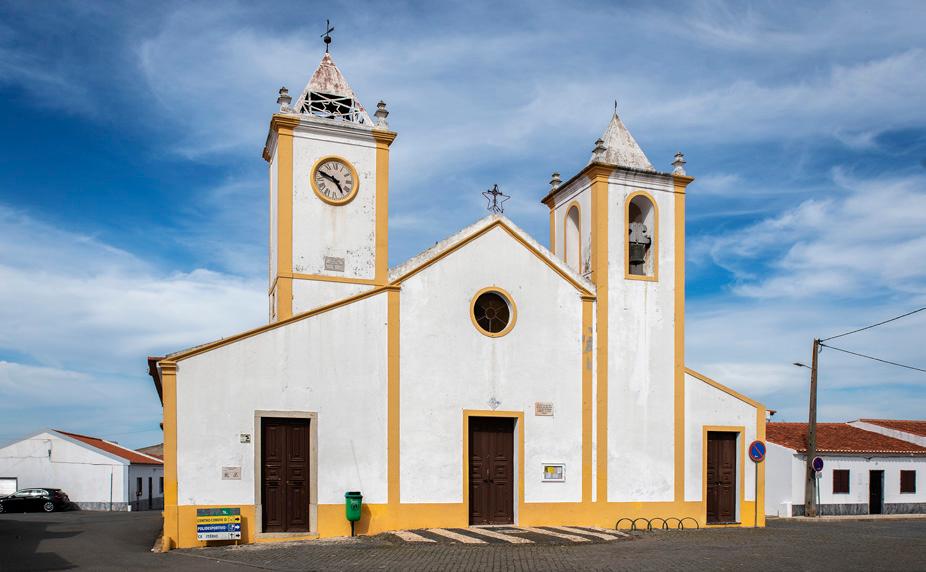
[262,52,396,322]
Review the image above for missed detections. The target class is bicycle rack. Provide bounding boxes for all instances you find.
[614,516,700,531]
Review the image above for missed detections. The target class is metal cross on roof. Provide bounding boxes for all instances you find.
[321,19,334,53]
[482,184,510,214]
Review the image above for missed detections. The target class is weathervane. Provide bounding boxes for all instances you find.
[321,19,334,52]
[482,184,510,214]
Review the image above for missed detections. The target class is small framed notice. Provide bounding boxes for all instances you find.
[542,463,565,482]
[222,466,241,480]
[535,402,554,416]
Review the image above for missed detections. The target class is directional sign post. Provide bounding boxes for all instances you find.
[748,440,766,528]
[196,507,242,541]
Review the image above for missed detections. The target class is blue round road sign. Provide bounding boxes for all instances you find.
[812,456,824,472]
[748,440,766,463]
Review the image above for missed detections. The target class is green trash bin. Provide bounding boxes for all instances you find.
[345,491,362,536]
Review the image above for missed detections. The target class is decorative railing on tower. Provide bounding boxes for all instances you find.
[298,90,368,124]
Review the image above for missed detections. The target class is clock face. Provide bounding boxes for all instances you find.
[312,158,358,204]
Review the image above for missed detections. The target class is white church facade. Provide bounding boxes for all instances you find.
[150,51,766,549]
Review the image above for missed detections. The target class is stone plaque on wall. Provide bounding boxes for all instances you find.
[324,256,345,272]
[221,466,241,480]
[535,402,554,416]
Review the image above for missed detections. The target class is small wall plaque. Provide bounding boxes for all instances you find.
[542,463,565,482]
[222,466,241,480]
[240,433,251,444]
[324,256,345,272]
[535,402,554,416]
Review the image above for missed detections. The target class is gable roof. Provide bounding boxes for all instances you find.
[389,214,595,297]
[858,419,926,437]
[55,430,163,465]
[767,422,926,455]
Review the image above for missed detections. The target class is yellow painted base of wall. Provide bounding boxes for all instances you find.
[163,500,765,549]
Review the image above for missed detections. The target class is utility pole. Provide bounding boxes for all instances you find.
[804,338,820,517]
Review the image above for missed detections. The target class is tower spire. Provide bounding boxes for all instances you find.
[292,51,372,124]
[588,104,654,171]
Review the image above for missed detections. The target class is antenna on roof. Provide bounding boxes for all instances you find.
[322,19,335,53]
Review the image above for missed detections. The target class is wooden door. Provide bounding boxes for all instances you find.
[706,432,738,523]
[468,417,515,525]
[262,418,310,532]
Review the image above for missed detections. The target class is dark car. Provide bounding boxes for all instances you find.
[0,488,70,513]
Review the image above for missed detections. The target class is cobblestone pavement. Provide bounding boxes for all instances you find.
[169,519,926,571]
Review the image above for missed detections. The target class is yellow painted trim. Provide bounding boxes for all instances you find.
[581,298,593,504]
[685,367,764,410]
[462,410,525,524]
[701,426,747,526]
[387,289,400,506]
[276,124,294,320]
[469,286,518,338]
[549,208,555,251]
[589,166,610,503]
[162,286,396,364]
[286,272,379,288]
[624,190,659,282]
[391,219,594,298]
[161,362,179,549]
[375,139,390,284]
[309,155,360,206]
[563,200,582,273]
[371,129,398,146]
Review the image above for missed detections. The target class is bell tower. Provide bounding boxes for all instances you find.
[263,52,396,322]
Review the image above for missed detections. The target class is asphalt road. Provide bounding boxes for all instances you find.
[1,510,925,571]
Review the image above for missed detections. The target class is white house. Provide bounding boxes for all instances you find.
[765,422,926,517]
[148,48,766,549]
[0,429,164,511]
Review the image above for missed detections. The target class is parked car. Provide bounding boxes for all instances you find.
[0,488,70,513]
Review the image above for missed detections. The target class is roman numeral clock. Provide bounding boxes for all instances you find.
[311,156,359,205]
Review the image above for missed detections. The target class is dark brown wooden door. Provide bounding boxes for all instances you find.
[469,417,515,525]
[262,418,310,532]
[706,431,738,523]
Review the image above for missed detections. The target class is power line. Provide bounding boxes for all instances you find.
[819,343,926,374]
[821,307,926,342]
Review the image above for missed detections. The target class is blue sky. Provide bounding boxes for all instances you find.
[1,1,924,449]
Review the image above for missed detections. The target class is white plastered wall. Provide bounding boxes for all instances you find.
[175,293,388,506]
[684,373,759,507]
[292,280,373,315]
[607,173,677,502]
[128,464,164,503]
[764,442,795,515]
[399,226,585,505]
[0,432,128,505]
[291,124,377,282]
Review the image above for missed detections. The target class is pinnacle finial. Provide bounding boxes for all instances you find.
[549,172,561,191]
[672,151,687,175]
[592,138,607,162]
[374,100,389,128]
[277,87,292,112]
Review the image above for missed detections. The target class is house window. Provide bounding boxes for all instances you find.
[626,193,657,278]
[470,288,517,337]
[833,469,850,494]
[563,204,581,273]
[900,470,916,494]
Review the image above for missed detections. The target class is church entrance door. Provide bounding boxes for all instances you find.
[261,418,310,532]
[468,417,515,525]
[706,431,738,524]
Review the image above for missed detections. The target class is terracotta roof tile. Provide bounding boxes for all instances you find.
[767,422,926,455]
[56,430,163,465]
[860,419,926,437]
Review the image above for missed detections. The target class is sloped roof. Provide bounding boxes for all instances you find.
[859,419,926,437]
[388,214,595,296]
[293,52,371,124]
[767,423,926,455]
[136,443,164,460]
[56,430,163,465]
[590,112,654,171]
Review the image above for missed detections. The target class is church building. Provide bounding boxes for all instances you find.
[149,48,766,549]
